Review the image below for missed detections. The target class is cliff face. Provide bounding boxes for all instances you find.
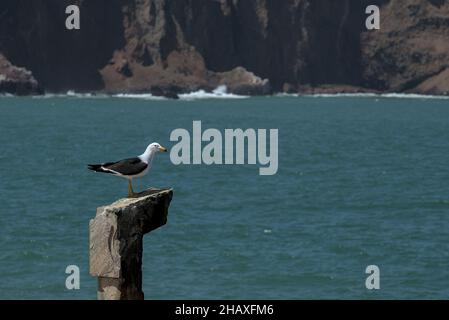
[0,0,124,92]
[0,0,448,96]
[361,0,449,95]
[100,0,365,94]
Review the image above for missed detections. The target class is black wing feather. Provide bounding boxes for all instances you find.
[103,157,148,175]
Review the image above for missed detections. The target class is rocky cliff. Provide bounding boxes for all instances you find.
[362,0,449,95]
[0,0,448,96]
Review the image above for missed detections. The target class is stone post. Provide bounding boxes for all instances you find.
[89,188,173,300]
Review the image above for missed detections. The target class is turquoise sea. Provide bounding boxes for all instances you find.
[0,94,448,299]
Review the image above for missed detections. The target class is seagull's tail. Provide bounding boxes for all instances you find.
[88,164,106,172]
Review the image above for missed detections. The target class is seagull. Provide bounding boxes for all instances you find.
[88,142,168,197]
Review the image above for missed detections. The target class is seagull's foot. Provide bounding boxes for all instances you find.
[127,191,138,198]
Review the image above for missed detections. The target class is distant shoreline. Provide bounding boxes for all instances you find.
[2,89,449,101]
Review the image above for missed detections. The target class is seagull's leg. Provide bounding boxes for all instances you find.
[128,179,135,198]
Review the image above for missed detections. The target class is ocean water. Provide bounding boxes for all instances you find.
[0,94,448,299]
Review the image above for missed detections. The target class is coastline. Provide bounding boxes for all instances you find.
[2,1,449,100]
[3,86,449,101]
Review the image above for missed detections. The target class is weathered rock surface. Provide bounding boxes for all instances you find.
[100,46,271,97]
[89,188,173,300]
[361,0,449,94]
[412,68,449,95]
[1,0,448,96]
[0,54,42,95]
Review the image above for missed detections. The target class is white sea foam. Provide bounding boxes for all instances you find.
[8,89,449,100]
[0,93,15,98]
[274,93,300,98]
[31,91,164,100]
[301,92,449,100]
[305,93,378,98]
[10,87,247,100]
[380,93,449,100]
[113,93,167,100]
[178,85,249,100]
[275,91,449,100]
[32,91,102,99]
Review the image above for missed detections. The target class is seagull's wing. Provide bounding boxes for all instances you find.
[101,157,148,176]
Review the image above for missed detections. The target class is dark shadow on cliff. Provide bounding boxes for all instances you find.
[166,0,368,91]
[0,0,125,92]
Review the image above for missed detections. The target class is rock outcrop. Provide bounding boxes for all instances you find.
[0,54,41,95]
[100,46,271,97]
[1,0,448,96]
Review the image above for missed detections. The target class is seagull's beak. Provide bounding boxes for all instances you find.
[159,146,168,152]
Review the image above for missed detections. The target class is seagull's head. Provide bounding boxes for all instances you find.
[149,142,168,153]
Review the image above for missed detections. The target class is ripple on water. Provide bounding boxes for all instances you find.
[2,96,449,299]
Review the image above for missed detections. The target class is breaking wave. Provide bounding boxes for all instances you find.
[178,85,249,100]
[6,89,449,101]
[113,93,167,100]
[299,93,449,100]
[26,86,248,100]
[32,91,104,99]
